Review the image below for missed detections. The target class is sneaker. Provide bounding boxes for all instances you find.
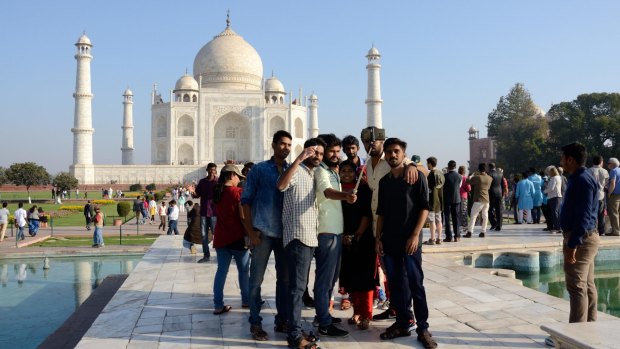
[312,316,341,327]
[318,324,349,337]
[417,330,438,348]
[92,244,98,248]
[479,232,485,238]
[197,257,210,263]
[435,239,442,245]
[372,308,396,321]
[274,323,290,333]
[422,239,435,245]
[544,336,555,347]
[464,232,472,238]
[99,243,105,248]
[380,300,391,310]
[250,324,269,341]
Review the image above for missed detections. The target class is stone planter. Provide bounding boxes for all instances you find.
[113,218,123,226]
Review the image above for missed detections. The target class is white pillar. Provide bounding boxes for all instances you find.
[121,89,134,165]
[72,35,94,165]
[308,94,319,138]
[365,47,383,128]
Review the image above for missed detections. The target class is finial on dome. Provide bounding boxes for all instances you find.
[185,67,188,75]
[226,9,230,28]
[271,70,274,77]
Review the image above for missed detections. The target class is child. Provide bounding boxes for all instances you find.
[166,200,179,235]
[183,201,201,254]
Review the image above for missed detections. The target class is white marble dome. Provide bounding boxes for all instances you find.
[367,47,380,56]
[77,34,91,45]
[265,76,285,93]
[193,26,263,90]
[175,74,199,91]
[123,88,133,95]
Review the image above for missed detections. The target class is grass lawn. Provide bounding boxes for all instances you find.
[0,190,145,201]
[30,234,160,247]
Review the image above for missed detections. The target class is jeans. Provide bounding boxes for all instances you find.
[213,247,250,309]
[383,250,430,332]
[93,226,103,245]
[597,199,605,235]
[285,239,315,343]
[85,216,91,229]
[564,232,599,322]
[248,234,289,326]
[548,197,562,231]
[468,202,489,233]
[167,220,179,235]
[444,202,461,239]
[17,225,25,240]
[532,206,542,224]
[201,216,216,258]
[314,233,342,328]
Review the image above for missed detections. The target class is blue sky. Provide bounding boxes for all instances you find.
[1,0,619,174]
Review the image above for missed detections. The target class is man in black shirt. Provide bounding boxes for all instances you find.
[488,163,505,231]
[375,138,437,348]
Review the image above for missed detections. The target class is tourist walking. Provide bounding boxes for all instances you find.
[189,163,218,262]
[488,163,505,231]
[276,138,325,349]
[338,161,376,330]
[559,142,600,323]
[212,164,250,315]
[606,157,620,236]
[528,168,544,224]
[544,166,563,233]
[0,202,9,242]
[14,203,27,241]
[458,166,470,234]
[84,200,95,231]
[465,163,492,238]
[158,201,167,231]
[240,131,292,342]
[149,197,157,224]
[374,137,437,348]
[27,205,40,237]
[588,155,609,235]
[183,202,201,254]
[133,196,143,224]
[516,173,535,224]
[92,207,104,248]
[425,157,443,245]
[166,200,180,235]
[442,160,461,243]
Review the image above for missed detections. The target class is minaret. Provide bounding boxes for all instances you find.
[121,89,134,165]
[365,46,383,128]
[308,93,319,138]
[71,34,94,165]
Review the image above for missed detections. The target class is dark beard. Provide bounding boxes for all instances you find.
[323,158,339,168]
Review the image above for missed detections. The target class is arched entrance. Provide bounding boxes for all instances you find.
[214,112,250,163]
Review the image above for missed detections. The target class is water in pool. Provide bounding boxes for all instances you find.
[517,262,620,318]
[0,255,142,349]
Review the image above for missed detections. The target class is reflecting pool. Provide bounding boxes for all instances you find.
[0,254,143,349]
[517,262,620,318]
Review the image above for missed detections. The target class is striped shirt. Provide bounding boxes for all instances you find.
[281,163,318,248]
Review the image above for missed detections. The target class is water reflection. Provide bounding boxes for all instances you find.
[517,265,620,318]
[0,255,142,349]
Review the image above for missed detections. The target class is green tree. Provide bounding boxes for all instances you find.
[5,162,50,200]
[547,93,620,162]
[487,83,541,137]
[487,83,549,175]
[53,172,79,192]
[0,167,7,185]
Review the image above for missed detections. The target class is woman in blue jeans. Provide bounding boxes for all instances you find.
[212,165,249,314]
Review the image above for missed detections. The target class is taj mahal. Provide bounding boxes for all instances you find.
[69,17,384,184]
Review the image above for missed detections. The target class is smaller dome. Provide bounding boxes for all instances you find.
[123,88,133,96]
[468,125,478,133]
[367,47,380,57]
[533,104,547,118]
[175,74,199,91]
[265,76,285,93]
[77,34,91,45]
[309,93,318,101]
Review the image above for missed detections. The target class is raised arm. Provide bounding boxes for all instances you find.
[276,146,315,191]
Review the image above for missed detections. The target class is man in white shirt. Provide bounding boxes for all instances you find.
[166,200,180,235]
[0,202,10,242]
[588,155,609,235]
[14,202,27,241]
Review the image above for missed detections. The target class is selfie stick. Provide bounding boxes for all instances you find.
[353,155,369,194]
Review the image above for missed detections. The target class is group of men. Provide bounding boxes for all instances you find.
[186,128,437,349]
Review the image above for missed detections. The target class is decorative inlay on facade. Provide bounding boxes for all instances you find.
[213,105,252,118]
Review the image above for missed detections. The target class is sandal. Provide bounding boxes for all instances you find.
[422,239,435,245]
[348,315,360,325]
[380,323,411,340]
[213,305,232,315]
[301,330,319,343]
[340,298,351,310]
[292,338,319,349]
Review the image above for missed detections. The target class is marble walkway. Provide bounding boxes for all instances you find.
[73,225,620,349]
